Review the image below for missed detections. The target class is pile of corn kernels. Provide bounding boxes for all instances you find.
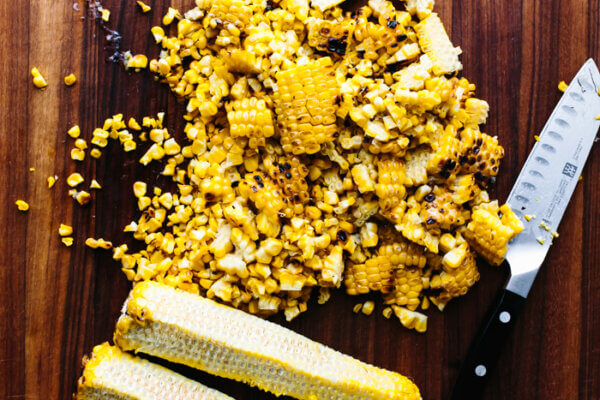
[58,0,525,332]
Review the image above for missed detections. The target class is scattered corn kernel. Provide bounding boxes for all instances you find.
[67,173,84,187]
[126,54,148,70]
[353,303,363,313]
[86,237,113,249]
[534,135,540,142]
[15,200,29,211]
[558,81,568,92]
[64,73,77,86]
[551,231,559,238]
[74,190,91,205]
[90,179,102,189]
[133,181,147,197]
[59,224,73,236]
[47,175,58,188]
[539,221,551,231]
[31,67,47,88]
[162,7,180,25]
[68,125,81,138]
[71,148,85,161]
[61,237,74,247]
[361,300,375,316]
[537,237,546,245]
[100,7,110,22]
[90,148,102,158]
[524,214,535,221]
[136,0,151,12]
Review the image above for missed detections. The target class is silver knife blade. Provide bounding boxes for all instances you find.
[505,58,600,298]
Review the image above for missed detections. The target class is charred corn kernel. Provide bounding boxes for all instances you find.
[67,173,84,187]
[100,7,110,21]
[361,300,375,315]
[558,81,568,92]
[62,237,74,247]
[415,14,462,75]
[68,125,81,138]
[15,200,29,211]
[90,148,102,158]
[76,343,233,400]
[136,0,151,12]
[115,282,421,400]
[463,203,524,266]
[64,73,77,86]
[71,148,85,161]
[74,190,91,205]
[460,128,504,182]
[273,57,339,155]
[59,224,73,236]
[90,179,102,189]
[126,54,148,70]
[47,175,57,188]
[31,67,48,88]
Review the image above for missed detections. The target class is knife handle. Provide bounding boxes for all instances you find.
[450,288,525,400]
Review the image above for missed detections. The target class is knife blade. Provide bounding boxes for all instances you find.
[450,58,600,400]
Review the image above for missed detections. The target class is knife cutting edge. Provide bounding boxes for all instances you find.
[450,58,600,400]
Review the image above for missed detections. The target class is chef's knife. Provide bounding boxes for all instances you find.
[450,58,600,400]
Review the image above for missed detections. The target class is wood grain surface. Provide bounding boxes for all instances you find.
[1,0,599,399]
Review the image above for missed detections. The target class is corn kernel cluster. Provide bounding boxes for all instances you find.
[65,0,524,331]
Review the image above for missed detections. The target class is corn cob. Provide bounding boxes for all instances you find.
[114,281,421,400]
[306,17,356,56]
[383,266,424,311]
[459,128,504,183]
[462,203,523,266]
[377,239,427,269]
[429,249,480,310]
[226,97,275,148]
[76,342,232,400]
[344,255,395,295]
[376,156,406,210]
[414,13,462,75]
[273,58,339,154]
[419,186,465,230]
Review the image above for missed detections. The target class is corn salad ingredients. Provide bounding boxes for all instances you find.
[114,281,421,400]
[61,0,523,332]
[76,342,233,400]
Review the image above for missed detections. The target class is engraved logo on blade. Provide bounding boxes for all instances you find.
[562,162,578,178]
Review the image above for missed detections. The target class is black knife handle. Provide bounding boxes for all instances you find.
[450,289,526,400]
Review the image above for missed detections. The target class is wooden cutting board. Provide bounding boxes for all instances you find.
[1,0,599,398]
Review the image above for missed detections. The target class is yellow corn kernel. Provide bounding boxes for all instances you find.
[133,181,147,198]
[126,54,148,70]
[90,179,102,189]
[361,300,375,316]
[64,73,77,86]
[71,148,85,161]
[74,190,91,205]
[75,138,87,150]
[31,67,48,88]
[90,148,102,159]
[136,0,151,12]
[352,303,362,313]
[61,237,74,247]
[59,224,73,236]
[392,305,428,333]
[67,173,84,187]
[558,81,568,92]
[101,7,110,22]
[15,200,29,211]
[47,175,58,188]
[162,7,180,25]
[382,307,393,319]
[68,125,81,138]
[123,140,137,152]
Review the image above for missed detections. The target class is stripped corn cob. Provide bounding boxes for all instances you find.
[114,282,421,400]
[76,342,232,400]
[226,97,274,148]
[274,58,339,154]
[462,203,523,266]
[415,13,462,75]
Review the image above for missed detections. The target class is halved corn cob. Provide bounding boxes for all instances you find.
[114,281,421,400]
[76,342,232,400]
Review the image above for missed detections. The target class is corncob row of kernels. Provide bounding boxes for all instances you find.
[273,57,339,154]
[383,266,425,311]
[429,249,480,310]
[459,128,505,182]
[226,97,275,148]
[375,156,406,210]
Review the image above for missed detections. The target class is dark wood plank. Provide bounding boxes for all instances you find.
[1,0,599,399]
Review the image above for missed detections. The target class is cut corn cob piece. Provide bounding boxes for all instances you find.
[415,13,462,76]
[114,281,421,400]
[274,57,339,155]
[76,342,233,400]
